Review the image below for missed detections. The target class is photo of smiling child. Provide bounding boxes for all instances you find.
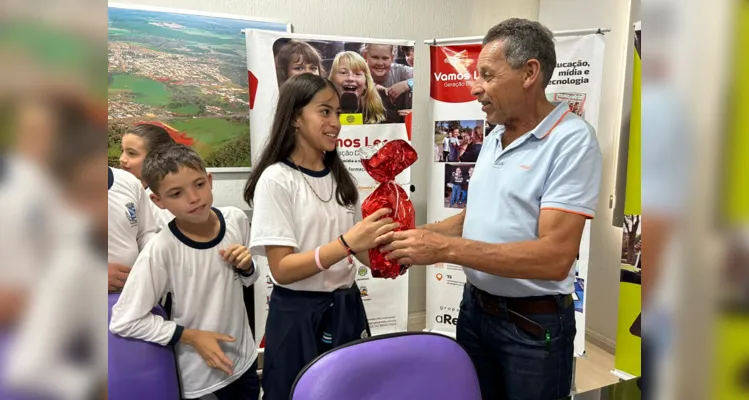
[272,39,413,124]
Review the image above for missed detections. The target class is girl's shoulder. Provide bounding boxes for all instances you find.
[258,162,298,190]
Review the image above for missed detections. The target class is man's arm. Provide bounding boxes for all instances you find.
[442,209,585,281]
[419,210,465,237]
[382,209,585,281]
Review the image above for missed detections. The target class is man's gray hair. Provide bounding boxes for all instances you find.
[483,18,556,88]
[142,144,206,195]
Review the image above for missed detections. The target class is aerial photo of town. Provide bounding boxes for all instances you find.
[108,5,287,168]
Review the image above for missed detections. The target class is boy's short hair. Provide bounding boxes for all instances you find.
[142,144,206,195]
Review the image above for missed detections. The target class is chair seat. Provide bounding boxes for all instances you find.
[291,332,481,400]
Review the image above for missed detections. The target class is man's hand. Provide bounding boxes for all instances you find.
[377,229,451,265]
[387,81,410,102]
[180,329,235,375]
[108,263,131,292]
[220,244,252,271]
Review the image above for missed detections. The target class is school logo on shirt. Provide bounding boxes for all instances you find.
[357,266,368,277]
[359,286,369,297]
[125,202,137,227]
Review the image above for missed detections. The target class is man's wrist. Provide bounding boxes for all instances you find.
[438,235,460,264]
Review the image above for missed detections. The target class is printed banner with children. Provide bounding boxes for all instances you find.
[425,33,605,356]
[245,30,415,347]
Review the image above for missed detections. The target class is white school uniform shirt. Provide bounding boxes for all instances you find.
[250,161,361,292]
[109,206,258,399]
[144,187,176,231]
[108,167,157,267]
[0,155,60,285]
[5,212,108,400]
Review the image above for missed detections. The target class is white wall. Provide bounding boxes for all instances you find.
[539,0,638,347]
[126,0,539,313]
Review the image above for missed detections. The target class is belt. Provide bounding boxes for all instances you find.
[468,283,573,339]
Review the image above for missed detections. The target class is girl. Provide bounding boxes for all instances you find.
[274,40,326,87]
[245,73,397,400]
[328,51,388,124]
[119,122,178,229]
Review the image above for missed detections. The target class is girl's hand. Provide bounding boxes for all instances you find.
[343,208,399,253]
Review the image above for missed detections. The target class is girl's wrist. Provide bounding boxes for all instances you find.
[338,234,356,264]
[340,233,355,254]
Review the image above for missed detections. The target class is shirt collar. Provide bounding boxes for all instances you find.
[531,101,570,139]
[490,101,571,144]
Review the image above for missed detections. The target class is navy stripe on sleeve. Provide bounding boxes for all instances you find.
[236,261,255,277]
[168,325,185,346]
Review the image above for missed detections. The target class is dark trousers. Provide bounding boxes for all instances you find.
[456,284,576,400]
[261,285,369,400]
[181,360,259,400]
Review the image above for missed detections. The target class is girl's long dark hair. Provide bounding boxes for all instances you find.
[244,73,358,208]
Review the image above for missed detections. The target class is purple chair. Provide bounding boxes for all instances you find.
[0,332,50,400]
[291,332,481,400]
[108,293,181,400]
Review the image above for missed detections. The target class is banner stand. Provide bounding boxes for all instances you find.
[423,30,607,359]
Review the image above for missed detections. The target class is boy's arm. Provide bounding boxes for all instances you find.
[236,209,258,287]
[109,246,179,346]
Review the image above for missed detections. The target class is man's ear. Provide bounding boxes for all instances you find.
[206,172,213,189]
[522,59,543,89]
[150,192,167,210]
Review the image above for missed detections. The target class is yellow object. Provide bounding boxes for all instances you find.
[714,313,749,399]
[614,274,642,377]
[340,113,363,125]
[723,0,749,224]
[624,36,641,216]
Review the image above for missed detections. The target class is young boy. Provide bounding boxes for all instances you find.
[109,144,259,400]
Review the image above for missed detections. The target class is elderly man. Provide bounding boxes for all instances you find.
[379,18,602,399]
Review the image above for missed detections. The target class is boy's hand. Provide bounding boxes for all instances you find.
[180,329,235,375]
[108,263,131,292]
[220,244,252,271]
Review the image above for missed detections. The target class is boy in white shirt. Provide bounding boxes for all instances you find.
[109,145,259,400]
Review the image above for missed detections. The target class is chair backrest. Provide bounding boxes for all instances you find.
[291,331,481,400]
[108,293,181,400]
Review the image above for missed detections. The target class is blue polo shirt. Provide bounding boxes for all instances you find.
[463,102,602,297]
